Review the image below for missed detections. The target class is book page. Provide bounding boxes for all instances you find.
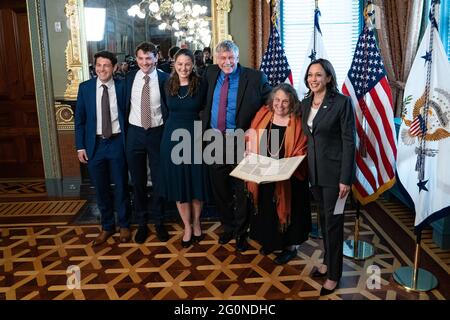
[230,153,305,184]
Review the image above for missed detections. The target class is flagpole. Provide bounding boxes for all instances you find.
[313,0,318,55]
[309,0,322,239]
[393,0,442,293]
[343,195,375,260]
[393,231,438,291]
[341,0,378,261]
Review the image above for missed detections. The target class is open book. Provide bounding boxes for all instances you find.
[230,153,306,184]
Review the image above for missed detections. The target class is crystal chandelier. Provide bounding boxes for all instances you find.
[127,0,208,31]
[174,17,211,48]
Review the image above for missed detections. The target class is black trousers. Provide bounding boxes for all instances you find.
[311,185,344,281]
[126,124,165,226]
[208,163,249,237]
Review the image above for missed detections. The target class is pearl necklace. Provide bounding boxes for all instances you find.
[177,90,189,99]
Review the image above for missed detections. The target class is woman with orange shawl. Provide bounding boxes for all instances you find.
[247,83,311,264]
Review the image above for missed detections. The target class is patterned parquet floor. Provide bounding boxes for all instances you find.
[0,180,46,199]
[377,198,450,274]
[0,211,447,300]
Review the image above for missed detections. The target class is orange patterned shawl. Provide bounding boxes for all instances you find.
[246,107,308,231]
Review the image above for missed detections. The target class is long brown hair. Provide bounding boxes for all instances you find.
[167,48,200,97]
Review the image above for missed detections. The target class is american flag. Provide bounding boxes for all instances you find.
[260,24,293,87]
[409,114,427,137]
[342,26,397,205]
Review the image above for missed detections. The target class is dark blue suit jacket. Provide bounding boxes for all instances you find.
[124,69,169,125]
[75,78,127,159]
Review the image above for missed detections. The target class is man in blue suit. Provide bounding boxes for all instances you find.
[125,42,170,243]
[75,51,130,246]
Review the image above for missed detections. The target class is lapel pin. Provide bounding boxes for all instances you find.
[323,105,328,109]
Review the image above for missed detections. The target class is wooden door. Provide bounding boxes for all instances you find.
[0,0,44,178]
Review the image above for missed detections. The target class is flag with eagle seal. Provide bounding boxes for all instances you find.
[397,1,450,230]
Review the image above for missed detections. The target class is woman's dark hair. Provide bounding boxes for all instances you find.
[94,51,117,66]
[266,83,300,115]
[303,58,339,96]
[167,48,200,97]
[194,50,204,67]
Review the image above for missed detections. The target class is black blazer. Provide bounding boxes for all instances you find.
[124,69,169,125]
[300,91,356,187]
[201,64,272,132]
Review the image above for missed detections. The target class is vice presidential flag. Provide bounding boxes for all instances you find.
[342,26,397,205]
[297,8,328,98]
[397,2,450,230]
[260,23,293,87]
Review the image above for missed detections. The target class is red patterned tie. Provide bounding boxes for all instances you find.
[217,74,229,133]
[141,74,151,129]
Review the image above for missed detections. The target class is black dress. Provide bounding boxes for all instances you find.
[160,85,209,203]
[249,123,311,252]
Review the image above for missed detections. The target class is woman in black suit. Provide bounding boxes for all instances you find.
[299,59,355,295]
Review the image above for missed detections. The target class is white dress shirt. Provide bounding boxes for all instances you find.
[128,68,163,128]
[96,78,121,135]
[307,107,319,132]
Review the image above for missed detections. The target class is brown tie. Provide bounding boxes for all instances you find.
[101,84,112,138]
[141,75,151,129]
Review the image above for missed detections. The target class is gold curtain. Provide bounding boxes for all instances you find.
[248,0,271,69]
[374,0,424,116]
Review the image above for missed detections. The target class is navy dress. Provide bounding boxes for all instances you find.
[161,85,209,203]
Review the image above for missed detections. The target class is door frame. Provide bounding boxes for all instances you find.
[27,0,62,192]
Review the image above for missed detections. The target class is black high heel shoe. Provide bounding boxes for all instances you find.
[320,285,337,296]
[181,237,192,248]
[320,279,338,296]
[192,233,205,242]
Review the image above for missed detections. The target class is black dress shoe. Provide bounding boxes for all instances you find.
[134,225,149,244]
[236,236,248,252]
[219,232,233,245]
[259,247,273,255]
[274,249,297,265]
[311,269,327,278]
[181,238,192,248]
[320,285,336,296]
[192,233,205,242]
[155,224,169,242]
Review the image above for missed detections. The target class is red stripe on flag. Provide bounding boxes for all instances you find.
[369,83,397,160]
[410,117,421,136]
[357,98,395,179]
[342,85,350,97]
[353,179,370,198]
[288,72,293,85]
[379,77,394,112]
[354,112,385,186]
[355,152,378,192]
